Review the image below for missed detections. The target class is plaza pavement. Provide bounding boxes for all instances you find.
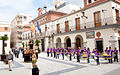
[0,52,120,75]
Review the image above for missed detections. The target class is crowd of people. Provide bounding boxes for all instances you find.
[46,47,119,65]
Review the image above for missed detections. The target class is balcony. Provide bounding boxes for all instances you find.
[31,17,120,38]
[52,17,120,35]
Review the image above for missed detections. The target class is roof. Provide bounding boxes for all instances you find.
[56,2,69,10]
[32,10,67,22]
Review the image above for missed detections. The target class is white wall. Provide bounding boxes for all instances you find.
[57,3,80,13]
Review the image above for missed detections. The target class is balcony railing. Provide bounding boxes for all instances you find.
[51,17,120,34]
[28,17,120,39]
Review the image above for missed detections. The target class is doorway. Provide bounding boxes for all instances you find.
[118,40,120,52]
[96,40,103,53]
[41,39,45,52]
[66,38,71,48]
[76,38,81,49]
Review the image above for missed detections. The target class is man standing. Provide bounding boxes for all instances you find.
[114,48,119,62]
[77,48,81,62]
[7,51,13,71]
[53,48,56,58]
[108,47,113,63]
[47,48,50,57]
[29,39,34,49]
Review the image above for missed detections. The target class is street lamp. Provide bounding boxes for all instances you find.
[81,11,88,29]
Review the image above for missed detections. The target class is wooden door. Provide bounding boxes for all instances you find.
[96,40,103,53]
[75,18,80,30]
[57,24,60,33]
[116,9,119,24]
[65,21,69,32]
[94,11,101,27]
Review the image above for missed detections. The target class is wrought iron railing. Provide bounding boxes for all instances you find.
[23,17,120,39]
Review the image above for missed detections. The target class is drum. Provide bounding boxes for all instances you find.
[103,53,111,59]
[82,54,88,59]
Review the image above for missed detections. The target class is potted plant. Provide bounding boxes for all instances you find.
[22,42,25,48]
[35,40,40,53]
[0,36,8,61]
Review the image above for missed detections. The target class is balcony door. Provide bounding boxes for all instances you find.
[65,21,69,32]
[57,24,60,33]
[94,11,101,27]
[75,17,80,30]
[116,9,119,24]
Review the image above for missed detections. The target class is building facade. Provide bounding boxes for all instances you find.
[11,13,33,48]
[52,0,120,52]
[0,22,11,54]
[24,0,120,53]
[30,0,81,52]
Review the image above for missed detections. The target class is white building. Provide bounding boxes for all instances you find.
[22,30,32,48]
[25,0,120,53]
[0,22,11,54]
[51,0,120,52]
[11,13,33,48]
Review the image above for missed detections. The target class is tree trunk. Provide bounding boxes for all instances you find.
[2,40,5,55]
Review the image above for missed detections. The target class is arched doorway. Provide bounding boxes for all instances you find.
[75,35,83,49]
[64,36,71,48]
[66,38,71,47]
[56,37,61,48]
[76,38,81,48]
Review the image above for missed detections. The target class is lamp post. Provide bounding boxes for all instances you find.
[102,9,107,25]
[81,11,88,29]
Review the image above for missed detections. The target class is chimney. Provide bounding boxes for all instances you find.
[38,8,43,16]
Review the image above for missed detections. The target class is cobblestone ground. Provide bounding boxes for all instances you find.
[0,52,120,75]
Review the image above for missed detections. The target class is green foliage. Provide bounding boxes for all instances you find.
[35,40,40,46]
[22,42,24,46]
[0,36,8,40]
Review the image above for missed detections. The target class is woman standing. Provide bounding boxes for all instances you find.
[95,50,100,65]
[32,52,37,67]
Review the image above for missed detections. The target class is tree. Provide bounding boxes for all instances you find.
[35,40,40,50]
[22,42,25,48]
[0,36,8,55]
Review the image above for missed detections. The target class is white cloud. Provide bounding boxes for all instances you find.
[0,0,34,22]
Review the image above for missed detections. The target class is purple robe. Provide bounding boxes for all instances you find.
[50,48,53,53]
[47,48,49,52]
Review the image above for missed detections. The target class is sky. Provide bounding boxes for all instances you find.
[0,0,84,23]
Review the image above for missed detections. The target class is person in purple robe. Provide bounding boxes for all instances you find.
[62,49,64,60]
[53,48,56,58]
[95,50,100,65]
[87,48,91,63]
[73,48,76,59]
[50,48,53,57]
[105,47,108,53]
[108,47,113,63]
[56,48,59,59]
[69,50,72,61]
[114,48,118,62]
[92,49,96,59]
[76,47,81,62]
[47,48,49,57]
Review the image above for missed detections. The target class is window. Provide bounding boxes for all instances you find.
[65,21,69,32]
[19,26,22,30]
[19,16,22,20]
[88,0,92,4]
[4,27,8,30]
[75,17,80,30]
[19,37,22,40]
[94,11,101,27]
[24,16,27,19]
[4,34,7,37]
[18,32,22,34]
[57,24,60,33]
